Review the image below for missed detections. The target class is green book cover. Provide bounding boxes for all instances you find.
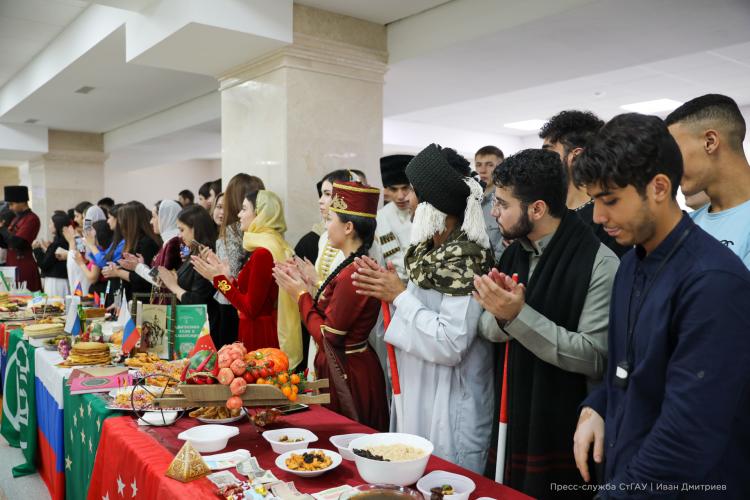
[173,304,208,359]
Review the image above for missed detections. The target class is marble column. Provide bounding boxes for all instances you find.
[220,4,387,244]
[29,130,106,239]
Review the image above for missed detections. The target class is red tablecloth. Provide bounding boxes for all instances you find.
[88,406,532,499]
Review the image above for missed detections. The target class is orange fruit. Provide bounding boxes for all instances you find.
[290,374,301,385]
[282,386,292,397]
[288,392,298,402]
[278,373,289,384]
[292,384,299,394]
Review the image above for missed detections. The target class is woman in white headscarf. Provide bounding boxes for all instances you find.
[64,204,107,294]
[119,199,182,290]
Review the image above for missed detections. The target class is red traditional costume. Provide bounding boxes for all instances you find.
[297,181,389,431]
[0,186,41,291]
[213,247,279,352]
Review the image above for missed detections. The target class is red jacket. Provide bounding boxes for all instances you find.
[212,247,278,352]
[1,210,41,291]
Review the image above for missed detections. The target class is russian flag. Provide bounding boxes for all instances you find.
[35,349,66,500]
[73,281,83,297]
[119,296,140,353]
[93,291,101,307]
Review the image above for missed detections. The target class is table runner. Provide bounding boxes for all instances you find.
[89,405,531,499]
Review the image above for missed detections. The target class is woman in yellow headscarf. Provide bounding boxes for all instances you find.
[193,190,302,369]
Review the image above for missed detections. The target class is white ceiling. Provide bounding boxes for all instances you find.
[295,0,451,25]
[391,40,750,136]
[1,26,217,132]
[0,0,88,88]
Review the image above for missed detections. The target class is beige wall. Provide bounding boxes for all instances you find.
[0,166,20,193]
[104,158,221,208]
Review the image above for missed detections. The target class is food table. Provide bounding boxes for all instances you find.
[2,323,532,500]
[88,405,532,499]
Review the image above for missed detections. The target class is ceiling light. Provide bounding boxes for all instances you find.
[503,119,547,131]
[75,86,95,94]
[24,118,39,124]
[620,98,682,113]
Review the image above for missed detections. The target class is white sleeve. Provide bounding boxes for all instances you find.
[385,288,480,367]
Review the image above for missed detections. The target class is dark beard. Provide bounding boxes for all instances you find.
[500,211,533,240]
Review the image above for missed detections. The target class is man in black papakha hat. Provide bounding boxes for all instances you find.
[0,186,42,291]
[352,144,495,474]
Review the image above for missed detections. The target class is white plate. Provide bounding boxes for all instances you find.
[197,410,247,424]
[275,448,342,478]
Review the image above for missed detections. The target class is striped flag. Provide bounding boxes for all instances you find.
[118,296,140,354]
[495,341,510,483]
[73,281,83,297]
[64,297,82,336]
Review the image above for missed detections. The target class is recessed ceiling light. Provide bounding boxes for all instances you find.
[620,98,682,113]
[75,86,95,94]
[24,118,39,124]
[504,119,546,131]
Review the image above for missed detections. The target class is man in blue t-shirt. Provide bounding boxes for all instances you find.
[666,94,750,268]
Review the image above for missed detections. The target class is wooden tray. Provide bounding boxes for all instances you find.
[152,379,331,408]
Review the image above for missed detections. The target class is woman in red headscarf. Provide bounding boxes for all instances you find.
[274,181,388,431]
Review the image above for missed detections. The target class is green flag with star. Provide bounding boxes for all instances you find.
[63,383,119,500]
[0,329,38,477]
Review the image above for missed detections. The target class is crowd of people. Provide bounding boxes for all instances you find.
[0,93,749,498]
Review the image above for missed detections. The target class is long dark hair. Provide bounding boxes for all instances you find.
[92,220,113,250]
[104,204,123,261]
[177,205,217,253]
[221,174,265,239]
[51,211,71,242]
[313,212,376,310]
[116,201,162,253]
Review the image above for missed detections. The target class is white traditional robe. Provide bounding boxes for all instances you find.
[384,282,495,474]
[370,202,412,281]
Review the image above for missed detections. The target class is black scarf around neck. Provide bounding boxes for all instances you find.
[499,209,601,499]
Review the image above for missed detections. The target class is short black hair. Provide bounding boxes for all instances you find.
[475,145,504,159]
[539,110,604,153]
[665,94,746,152]
[574,113,683,198]
[97,197,114,209]
[178,190,194,203]
[210,178,222,196]
[493,148,568,218]
[198,182,212,198]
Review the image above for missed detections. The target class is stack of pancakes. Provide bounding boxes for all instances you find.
[24,322,66,339]
[64,342,111,366]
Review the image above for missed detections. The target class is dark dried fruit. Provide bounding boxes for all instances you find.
[353,448,389,461]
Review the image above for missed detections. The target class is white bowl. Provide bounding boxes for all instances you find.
[329,433,368,460]
[349,433,434,487]
[137,411,178,426]
[274,448,342,478]
[416,470,476,500]
[177,424,239,453]
[262,428,318,454]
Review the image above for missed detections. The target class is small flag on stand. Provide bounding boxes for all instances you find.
[73,281,83,297]
[93,291,101,307]
[64,296,82,336]
[118,295,140,354]
[188,307,216,356]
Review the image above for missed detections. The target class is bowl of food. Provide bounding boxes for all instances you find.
[275,448,342,478]
[349,433,433,487]
[177,424,239,453]
[262,428,319,454]
[330,433,368,460]
[339,484,422,499]
[416,471,476,500]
